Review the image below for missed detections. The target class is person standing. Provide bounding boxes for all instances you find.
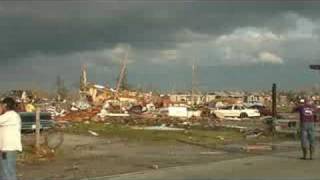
[0,97,22,180]
[295,99,317,160]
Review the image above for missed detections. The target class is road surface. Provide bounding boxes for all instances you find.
[87,149,320,180]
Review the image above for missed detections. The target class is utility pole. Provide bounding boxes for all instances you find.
[80,64,88,92]
[191,64,200,106]
[116,50,128,92]
[272,83,277,118]
[35,107,41,152]
[191,66,194,104]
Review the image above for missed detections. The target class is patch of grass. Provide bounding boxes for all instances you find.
[65,122,244,146]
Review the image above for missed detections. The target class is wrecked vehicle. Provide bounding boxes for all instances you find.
[213,104,260,119]
[20,112,55,132]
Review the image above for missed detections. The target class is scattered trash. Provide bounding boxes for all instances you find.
[243,145,273,152]
[216,136,225,141]
[64,164,80,172]
[182,121,190,125]
[245,132,263,139]
[244,162,253,166]
[151,164,159,170]
[223,144,247,153]
[132,124,184,131]
[88,130,99,137]
[74,100,91,111]
[200,151,225,155]
[245,128,265,139]
[216,124,248,131]
[100,112,130,117]
[223,117,242,121]
[129,105,143,114]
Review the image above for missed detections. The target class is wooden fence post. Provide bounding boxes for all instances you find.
[35,107,41,151]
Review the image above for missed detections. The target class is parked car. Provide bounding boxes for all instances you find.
[213,104,260,118]
[19,112,55,132]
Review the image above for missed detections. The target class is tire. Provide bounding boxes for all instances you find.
[240,113,248,119]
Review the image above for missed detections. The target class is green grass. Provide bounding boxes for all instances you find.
[65,122,245,146]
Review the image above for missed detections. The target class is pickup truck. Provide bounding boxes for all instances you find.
[212,104,261,119]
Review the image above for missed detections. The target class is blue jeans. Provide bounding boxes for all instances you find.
[300,122,316,150]
[0,151,17,180]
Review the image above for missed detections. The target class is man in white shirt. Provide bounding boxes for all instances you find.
[0,97,22,180]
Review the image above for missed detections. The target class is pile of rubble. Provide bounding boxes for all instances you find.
[55,107,101,122]
[50,86,205,125]
[56,109,206,126]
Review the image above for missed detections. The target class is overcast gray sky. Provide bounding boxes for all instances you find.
[1,0,320,92]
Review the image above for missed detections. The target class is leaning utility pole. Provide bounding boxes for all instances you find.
[191,63,200,106]
[80,64,88,92]
[116,50,128,92]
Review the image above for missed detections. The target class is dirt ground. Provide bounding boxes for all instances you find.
[18,133,250,180]
[16,117,285,180]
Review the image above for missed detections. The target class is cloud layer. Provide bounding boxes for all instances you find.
[0,1,320,91]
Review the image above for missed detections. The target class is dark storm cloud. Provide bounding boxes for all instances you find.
[0,1,320,90]
[1,0,319,61]
[0,1,182,59]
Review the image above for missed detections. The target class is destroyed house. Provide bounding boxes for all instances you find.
[169,93,204,105]
[244,93,271,105]
[2,90,34,102]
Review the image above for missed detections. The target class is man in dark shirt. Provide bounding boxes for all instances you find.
[295,99,317,160]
